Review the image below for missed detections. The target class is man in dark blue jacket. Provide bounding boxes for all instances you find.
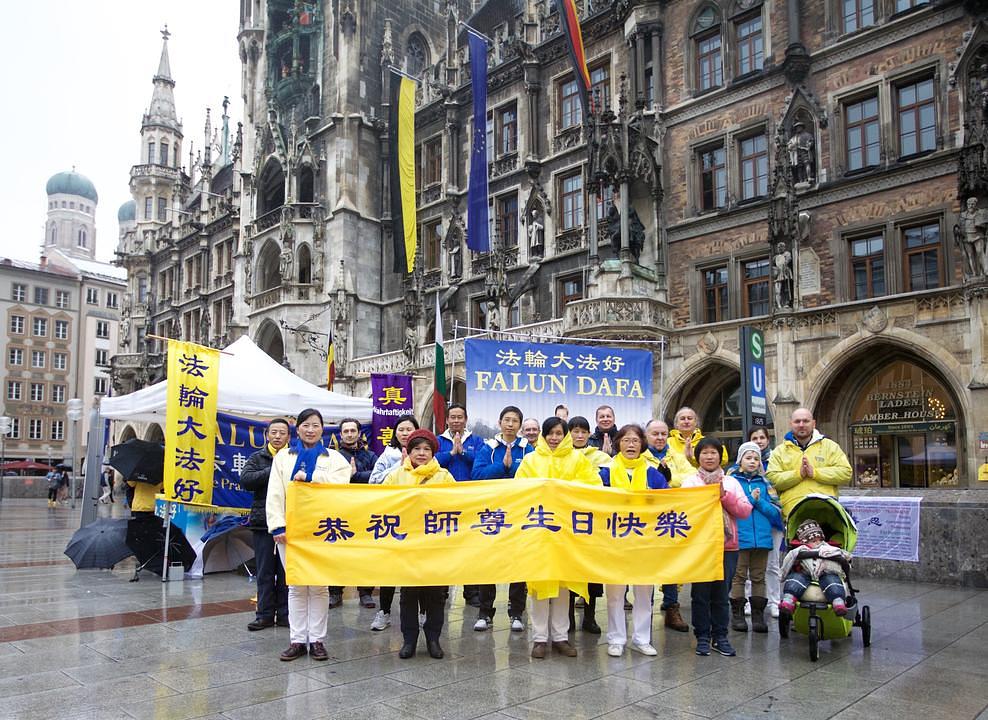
[239,418,291,631]
[329,418,379,608]
[436,403,486,606]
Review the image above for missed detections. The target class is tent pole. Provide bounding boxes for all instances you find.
[79,406,103,529]
[162,501,173,581]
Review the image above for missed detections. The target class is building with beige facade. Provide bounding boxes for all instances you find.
[1,170,125,471]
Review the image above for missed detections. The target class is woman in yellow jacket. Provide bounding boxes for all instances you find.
[666,406,728,468]
[515,417,600,659]
[382,429,455,660]
[568,415,613,469]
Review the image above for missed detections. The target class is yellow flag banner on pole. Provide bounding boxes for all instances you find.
[164,340,220,507]
[285,479,724,587]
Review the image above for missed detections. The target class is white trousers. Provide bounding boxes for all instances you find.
[605,584,653,646]
[277,545,328,644]
[530,587,569,643]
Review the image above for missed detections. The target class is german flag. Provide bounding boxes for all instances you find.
[556,0,591,121]
[389,69,417,274]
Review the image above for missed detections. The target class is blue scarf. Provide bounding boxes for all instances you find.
[289,438,328,482]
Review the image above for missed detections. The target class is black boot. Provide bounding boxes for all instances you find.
[581,596,601,634]
[568,591,576,633]
[749,596,768,633]
[730,597,748,632]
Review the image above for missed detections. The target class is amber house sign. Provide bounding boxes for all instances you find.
[849,360,958,489]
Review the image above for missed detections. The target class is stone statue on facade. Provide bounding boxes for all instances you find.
[527,209,545,255]
[403,325,418,367]
[279,248,294,282]
[773,241,794,310]
[955,196,988,279]
[606,203,645,263]
[447,231,462,279]
[787,121,816,185]
[120,316,131,348]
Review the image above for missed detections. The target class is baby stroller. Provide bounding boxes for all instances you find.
[778,494,871,661]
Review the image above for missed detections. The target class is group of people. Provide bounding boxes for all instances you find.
[241,401,853,663]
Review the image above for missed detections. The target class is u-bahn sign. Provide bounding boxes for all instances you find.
[739,326,768,428]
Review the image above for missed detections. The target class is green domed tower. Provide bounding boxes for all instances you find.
[45,167,98,259]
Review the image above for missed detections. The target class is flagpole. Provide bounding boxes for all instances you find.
[450,319,459,406]
[459,21,493,45]
[386,65,419,82]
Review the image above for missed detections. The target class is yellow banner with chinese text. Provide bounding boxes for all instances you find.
[285,479,724,587]
[164,340,220,506]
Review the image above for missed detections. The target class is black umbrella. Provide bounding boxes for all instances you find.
[125,514,196,579]
[107,439,164,484]
[64,518,134,569]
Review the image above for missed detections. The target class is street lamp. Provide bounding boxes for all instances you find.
[66,399,83,509]
[0,415,10,502]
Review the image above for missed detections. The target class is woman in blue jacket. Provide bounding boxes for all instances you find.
[729,441,783,633]
[470,405,533,632]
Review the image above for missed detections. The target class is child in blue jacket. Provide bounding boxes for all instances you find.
[729,441,783,633]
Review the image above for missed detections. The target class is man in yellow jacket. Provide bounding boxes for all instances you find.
[767,408,852,518]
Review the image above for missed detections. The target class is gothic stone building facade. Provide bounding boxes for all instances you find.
[225,0,988,489]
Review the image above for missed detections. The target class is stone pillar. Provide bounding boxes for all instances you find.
[787,0,800,45]
[771,316,799,443]
[524,67,540,160]
[650,26,662,109]
[635,32,645,107]
[619,178,631,279]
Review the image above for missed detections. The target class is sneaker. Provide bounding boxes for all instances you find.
[510,616,525,632]
[607,643,624,657]
[712,637,737,656]
[419,612,427,628]
[328,592,343,609]
[359,594,376,609]
[768,603,780,619]
[631,642,658,656]
[831,598,848,616]
[370,610,391,631]
[474,616,491,631]
[695,637,711,656]
[744,601,751,616]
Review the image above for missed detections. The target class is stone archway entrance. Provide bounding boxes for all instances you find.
[816,349,962,488]
[667,362,745,458]
[255,320,285,365]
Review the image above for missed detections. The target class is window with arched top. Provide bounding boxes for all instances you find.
[258,158,286,215]
[691,6,723,94]
[160,140,169,166]
[297,243,312,284]
[298,165,314,203]
[147,140,156,165]
[406,33,429,78]
[77,228,87,248]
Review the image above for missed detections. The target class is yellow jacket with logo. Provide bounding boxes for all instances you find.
[127,480,163,513]
[516,435,600,600]
[666,428,729,468]
[766,430,852,517]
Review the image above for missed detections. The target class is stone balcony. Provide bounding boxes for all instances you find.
[247,203,321,240]
[563,296,673,339]
[249,283,318,312]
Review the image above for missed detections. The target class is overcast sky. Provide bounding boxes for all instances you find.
[0,1,242,265]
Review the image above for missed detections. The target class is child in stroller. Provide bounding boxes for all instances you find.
[778,518,851,616]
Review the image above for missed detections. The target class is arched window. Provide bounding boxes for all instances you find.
[297,244,312,284]
[48,224,57,245]
[258,158,286,215]
[160,140,170,166]
[174,143,180,168]
[77,228,87,248]
[137,273,148,303]
[406,33,429,78]
[298,165,314,203]
[147,140,156,165]
[691,6,723,93]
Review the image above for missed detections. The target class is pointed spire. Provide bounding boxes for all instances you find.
[156,25,173,80]
[203,108,212,169]
[143,26,183,135]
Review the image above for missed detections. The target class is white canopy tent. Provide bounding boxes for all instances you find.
[101,336,372,423]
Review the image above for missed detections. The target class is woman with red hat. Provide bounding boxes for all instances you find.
[382,428,455,659]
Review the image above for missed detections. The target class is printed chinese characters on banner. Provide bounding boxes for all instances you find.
[164,340,220,506]
[284,479,724,588]
[464,339,653,437]
[370,373,414,455]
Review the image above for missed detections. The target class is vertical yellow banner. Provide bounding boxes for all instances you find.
[164,340,220,506]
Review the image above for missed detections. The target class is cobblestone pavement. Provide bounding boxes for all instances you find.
[0,499,986,720]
